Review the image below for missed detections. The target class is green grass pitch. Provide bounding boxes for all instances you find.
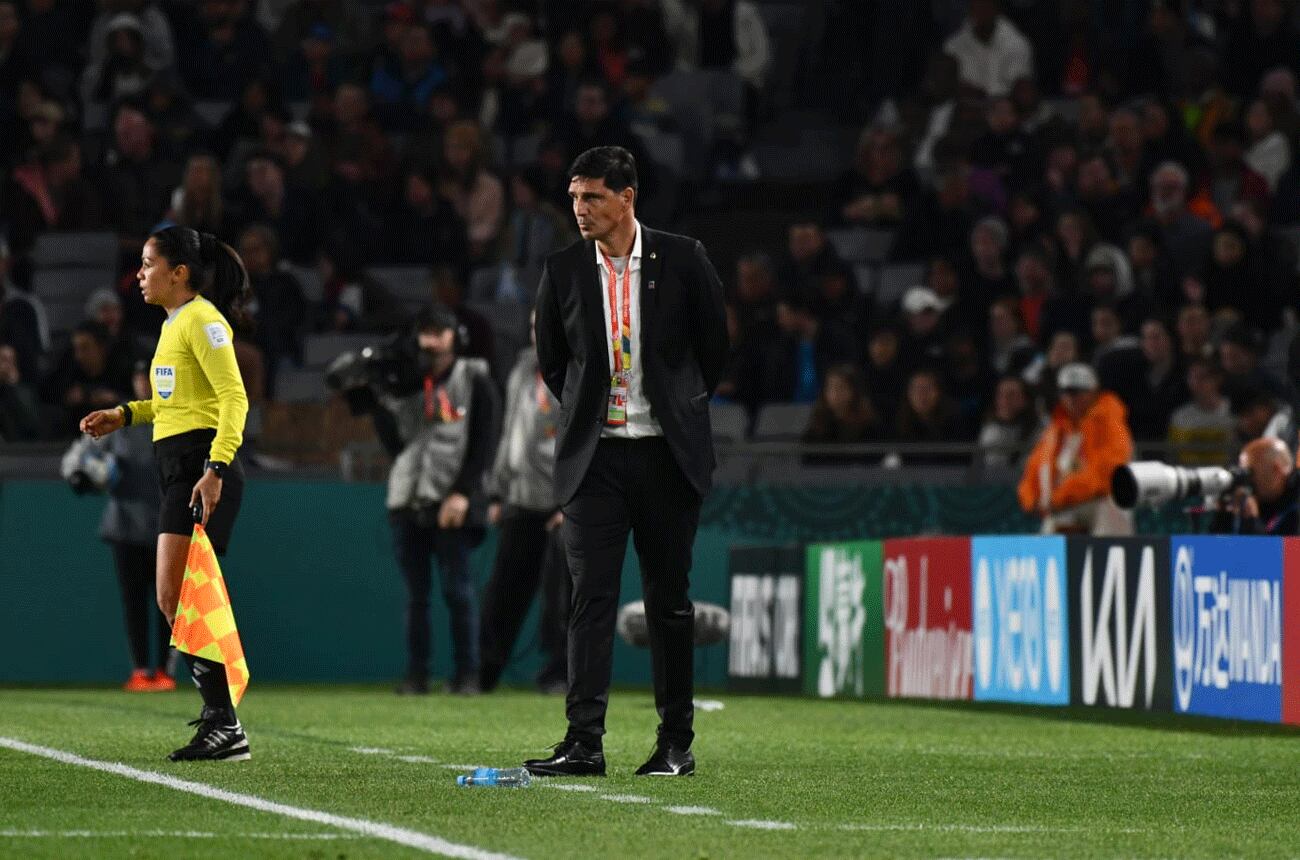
[2,685,1299,859]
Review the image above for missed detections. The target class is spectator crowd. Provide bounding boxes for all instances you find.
[1,0,1299,475]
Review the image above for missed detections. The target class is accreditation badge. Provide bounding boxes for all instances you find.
[606,372,629,426]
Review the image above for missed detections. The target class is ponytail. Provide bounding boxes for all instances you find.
[149,226,252,332]
[198,232,253,332]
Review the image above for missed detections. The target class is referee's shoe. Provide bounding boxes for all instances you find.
[168,706,251,762]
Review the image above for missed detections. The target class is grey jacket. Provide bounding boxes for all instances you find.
[385,357,497,512]
[488,348,558,512]
[99,424,160,545]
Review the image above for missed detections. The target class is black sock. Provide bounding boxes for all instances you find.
[184,654,234,717]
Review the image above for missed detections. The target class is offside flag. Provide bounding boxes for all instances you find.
[170,524,249,705]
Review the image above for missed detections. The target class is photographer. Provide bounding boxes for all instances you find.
[1210,437,1300,536]
[478,311,570,695]
[1018,363,1135,535]
[383,305,501,695]
[99,361,172,691]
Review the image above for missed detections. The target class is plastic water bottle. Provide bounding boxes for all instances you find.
[456,767,531,787]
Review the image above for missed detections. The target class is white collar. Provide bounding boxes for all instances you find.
[593,220,643,267]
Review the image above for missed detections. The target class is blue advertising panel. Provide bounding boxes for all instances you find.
[971,536,1070,705]
[1171,536,1283,722]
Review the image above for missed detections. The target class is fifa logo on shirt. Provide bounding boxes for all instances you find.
[155,366,176,400]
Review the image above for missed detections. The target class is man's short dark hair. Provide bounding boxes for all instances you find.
[1231,386,1275,416]
[567,146,638,193]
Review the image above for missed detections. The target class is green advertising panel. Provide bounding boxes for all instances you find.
[803,540,884,698]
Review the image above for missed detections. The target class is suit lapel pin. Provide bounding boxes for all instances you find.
[648,279,656,290]
[649,251,656,259]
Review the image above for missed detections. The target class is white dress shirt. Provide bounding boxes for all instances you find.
[596,221,662,438]
[942,16,1033,98]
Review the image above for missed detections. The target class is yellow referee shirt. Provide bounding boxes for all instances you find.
[126,296,248,464]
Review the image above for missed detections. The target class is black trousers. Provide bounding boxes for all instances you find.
[479,506,570,690]
[109,540,169,671]
[389,511,480,682]
[562,437,701,748]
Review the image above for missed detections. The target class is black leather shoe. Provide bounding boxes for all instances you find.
[634,743,694,776]
[523,739,606,777]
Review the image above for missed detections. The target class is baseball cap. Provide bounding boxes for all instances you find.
[1057,362,1099,392]
[901,286,943,315]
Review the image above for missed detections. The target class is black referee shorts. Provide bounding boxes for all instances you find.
[154,428,244,555]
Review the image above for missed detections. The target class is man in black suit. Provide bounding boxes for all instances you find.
[523,146,727,778]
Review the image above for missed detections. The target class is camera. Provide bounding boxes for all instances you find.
[1111,461,1250,509]
[325,335,423,414]
[60,436,119,495]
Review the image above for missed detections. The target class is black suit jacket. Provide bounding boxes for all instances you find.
[534,225,728,505]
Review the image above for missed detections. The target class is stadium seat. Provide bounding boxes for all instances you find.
[468,265,525,304]
[32,232,117,271]
[650,70,744,183]
[82,103,108,131]
[710,401,749,442]
[302,333,380,369]
[283,263,323,303]
[42,299,87,336]
[633,127,686,176]
[753,1,810,112]
[194,100,233,127]
[502,130,542,167]
[826,227,895,264]
[853,264,875,296]
[752,402,813,441]
[875,263,926,311]
[365,266,432,312]
[275,367,328,403]
[32,268,113,302]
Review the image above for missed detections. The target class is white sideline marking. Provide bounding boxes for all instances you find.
[727,820,797,831]
[664,806,721,816]
[349,746,396,755]
[599,794,655,804]
[0,737,519,860]
[396,755,440,763]
[837,823,1140,834]
[540,784,599,792]
[0,830,360,840]
[441,763,486,770]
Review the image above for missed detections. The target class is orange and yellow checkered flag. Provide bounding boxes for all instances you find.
[170,524,249,706]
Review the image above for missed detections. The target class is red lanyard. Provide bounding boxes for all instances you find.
[424,375,456,421]
[600,250,631,373]
[534,370,551,412]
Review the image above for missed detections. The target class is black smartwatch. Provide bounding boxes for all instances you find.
[204,459,228,479]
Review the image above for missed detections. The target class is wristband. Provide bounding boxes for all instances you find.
[118,403,132,426]
[204,459,228,479]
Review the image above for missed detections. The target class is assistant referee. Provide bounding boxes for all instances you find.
[81,225,252,762]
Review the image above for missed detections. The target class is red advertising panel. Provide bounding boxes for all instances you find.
[1284,539,1300,725]
[882,537,973,700]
